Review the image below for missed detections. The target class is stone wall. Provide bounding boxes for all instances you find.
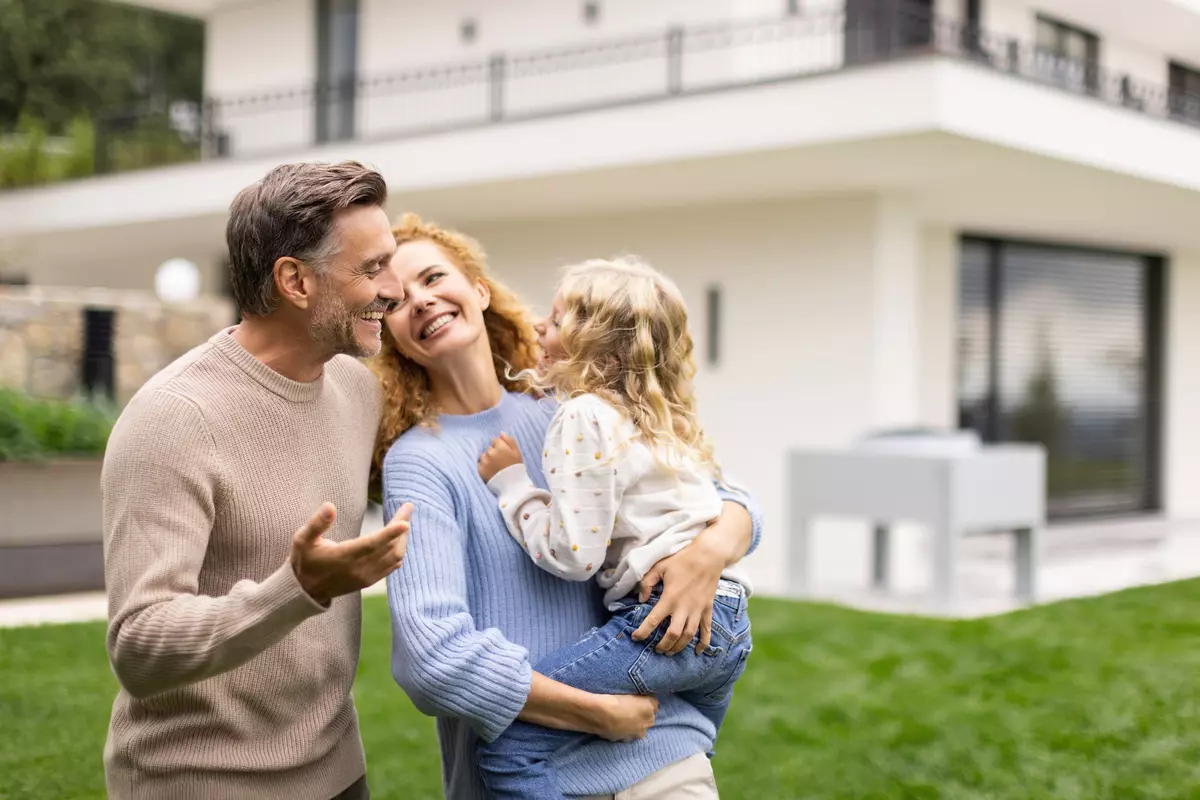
[0,287,235,404]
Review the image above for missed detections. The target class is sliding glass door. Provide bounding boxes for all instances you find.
[958,237,1163,518]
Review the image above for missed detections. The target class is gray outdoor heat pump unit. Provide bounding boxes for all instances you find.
[786,428,1046,612]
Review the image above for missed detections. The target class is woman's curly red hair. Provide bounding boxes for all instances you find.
[368,213,540,490]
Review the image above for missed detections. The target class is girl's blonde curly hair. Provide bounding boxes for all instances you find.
[531,256,721,480]
[368,213,540,488]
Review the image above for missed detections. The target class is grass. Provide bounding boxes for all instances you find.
[5,584,1200,799]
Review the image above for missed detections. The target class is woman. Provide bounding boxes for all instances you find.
[373,214,762,800]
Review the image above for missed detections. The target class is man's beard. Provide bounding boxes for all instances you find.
[311,290,376,359]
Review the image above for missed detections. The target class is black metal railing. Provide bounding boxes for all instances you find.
[62,5,1200,184]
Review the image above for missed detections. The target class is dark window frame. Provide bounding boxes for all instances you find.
[1034,14,1101,94]
[315,0,359,144]
[1169,60,1200,124]
[961,0,984,56]
[957,234,1166,519]
[844,0,935,64]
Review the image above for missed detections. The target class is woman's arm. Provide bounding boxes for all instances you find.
[714,478,764,558]
[384,447,651,743]
[522,674,656,742]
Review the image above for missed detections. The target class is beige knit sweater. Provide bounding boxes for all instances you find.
[101,329,381,800]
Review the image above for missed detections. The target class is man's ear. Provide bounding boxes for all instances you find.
[275,257,317,310]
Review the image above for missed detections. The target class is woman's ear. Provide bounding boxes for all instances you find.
[477,278,491,312]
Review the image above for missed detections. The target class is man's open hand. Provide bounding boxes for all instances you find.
[289,502,412,605]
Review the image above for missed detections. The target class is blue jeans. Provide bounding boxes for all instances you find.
[477,579,752,800]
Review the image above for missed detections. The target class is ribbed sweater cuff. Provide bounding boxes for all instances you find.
[715,484,764,556]
[476,658,534,743]
[254,563,331,623]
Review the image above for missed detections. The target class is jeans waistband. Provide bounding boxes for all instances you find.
[714,579,749,618]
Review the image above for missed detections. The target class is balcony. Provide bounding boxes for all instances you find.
[6,6,1200,194]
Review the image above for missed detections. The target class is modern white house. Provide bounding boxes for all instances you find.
[5,0,1200,604]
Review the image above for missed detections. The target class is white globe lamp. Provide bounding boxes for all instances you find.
[155,257,201,303]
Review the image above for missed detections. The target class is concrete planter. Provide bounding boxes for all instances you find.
[0,458,105,598]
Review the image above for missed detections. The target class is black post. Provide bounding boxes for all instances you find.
[666,26,684,95]
[872,523,890,589]
[81,308,116,402]
[489,54,506,122]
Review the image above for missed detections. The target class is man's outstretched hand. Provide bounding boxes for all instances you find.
[290,502,413,605]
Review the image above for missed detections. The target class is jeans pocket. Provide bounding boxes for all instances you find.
[628,635,724,696]
[703,643,751,703]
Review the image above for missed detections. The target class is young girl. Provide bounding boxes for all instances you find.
[475,256,753,800]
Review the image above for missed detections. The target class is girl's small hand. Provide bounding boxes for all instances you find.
[478,433,524,482]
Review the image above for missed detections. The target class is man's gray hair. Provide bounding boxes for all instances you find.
[226,161,388,317]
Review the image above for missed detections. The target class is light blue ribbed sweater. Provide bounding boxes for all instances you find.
[382,391,762,800]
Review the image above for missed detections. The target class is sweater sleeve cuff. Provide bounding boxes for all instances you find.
[252,562,331,623]
[486,464,537,499]
[477,652,535,743]
[715,483,764,556]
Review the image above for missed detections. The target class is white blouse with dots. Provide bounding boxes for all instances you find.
[486,393,752,610]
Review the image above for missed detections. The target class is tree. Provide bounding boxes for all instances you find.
[1010,331,1068,457]
[1009,323,1074,496]
[0,0,203,135]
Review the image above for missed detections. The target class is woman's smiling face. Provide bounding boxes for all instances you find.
[383,239,491,367]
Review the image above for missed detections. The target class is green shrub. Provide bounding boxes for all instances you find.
[0,113,198,189]
[62,116,96,179]
[0,389,117,462]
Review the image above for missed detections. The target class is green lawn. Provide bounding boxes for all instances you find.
[5,583,1200,799]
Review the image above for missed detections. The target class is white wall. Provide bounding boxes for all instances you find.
[205,0,315,95]
[189,0,1199,170]
[187,0,1199,174]
[205,0,318,157]
[0,217,229,295]
[919,226,958,428]
[354,0,845,145]
[359,0,808,73]
[870,195,922,427]
[201,0,847,157]
[1165,252,1200,518]
[981,0,1032,40]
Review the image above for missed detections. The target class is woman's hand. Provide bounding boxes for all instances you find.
[593,694,659,742]
[478,433,523,482]
[632,502,752,656]
[521,673,656,741]
[632,537,726,656]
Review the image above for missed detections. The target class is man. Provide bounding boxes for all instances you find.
[101,161,409,800]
